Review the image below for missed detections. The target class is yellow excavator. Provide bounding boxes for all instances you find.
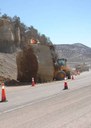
[54,58,71,80]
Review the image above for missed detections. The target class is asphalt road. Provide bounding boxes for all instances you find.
[0,70,91,128]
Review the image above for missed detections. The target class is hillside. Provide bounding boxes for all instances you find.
[0,16,54,83]
[55,43,91,68]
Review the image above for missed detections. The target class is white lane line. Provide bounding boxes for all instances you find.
[0,92,61,115]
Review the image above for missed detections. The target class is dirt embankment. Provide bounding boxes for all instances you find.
[0,52,17,82]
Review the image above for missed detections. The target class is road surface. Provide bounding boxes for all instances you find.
[0,70,91,128]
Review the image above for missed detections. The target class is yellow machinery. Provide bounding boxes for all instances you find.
[54,58,71,80]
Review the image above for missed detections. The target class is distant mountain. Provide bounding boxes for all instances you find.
[55,43,91,68]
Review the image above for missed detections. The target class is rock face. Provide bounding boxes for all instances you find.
[0,18,14,41]
[0,18,21,53]
[16,44,54,83]
[0,19,14,52]
[13,22,21,47]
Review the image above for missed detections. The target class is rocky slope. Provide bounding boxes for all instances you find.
[0,52,17,81]
[55,43,91,68]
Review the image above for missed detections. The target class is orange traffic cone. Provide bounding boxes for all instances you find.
[32,77,35,86]
[63,77,68,90]
[1,83,7,102]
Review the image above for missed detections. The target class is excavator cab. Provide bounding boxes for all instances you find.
[57,58,67,67]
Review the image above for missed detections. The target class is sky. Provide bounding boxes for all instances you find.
[0,0,91,47]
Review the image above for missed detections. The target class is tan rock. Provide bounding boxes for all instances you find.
[0,18,14,41]
[16,44,54,83]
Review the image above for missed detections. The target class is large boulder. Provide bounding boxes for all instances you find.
[16,46,38,82]
[32,44,54,82]
[16,44,54,83]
